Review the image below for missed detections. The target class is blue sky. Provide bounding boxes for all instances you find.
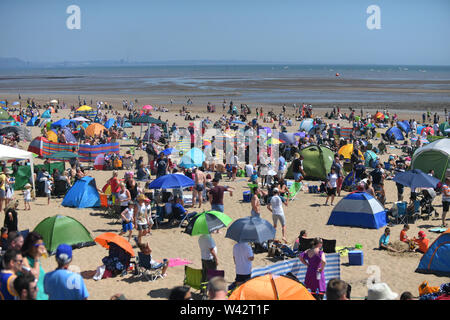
[0,0,449,65]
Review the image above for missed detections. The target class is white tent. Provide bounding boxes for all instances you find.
[72,116,91,122]
[0,145,36,197]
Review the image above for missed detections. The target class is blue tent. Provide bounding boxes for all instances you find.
[417,125,426,134]
[397,121,411,134]
[51,119,74,129]
[104,118,116,129]
[299,119,314,133]
[179,148,205,168]
[41,110,51,119]
[122,121,132,128]
[386,127,405,140]
[327,192,387,229]
[62,177,100,208]
[416,229,450,276]
[26,116,38,126]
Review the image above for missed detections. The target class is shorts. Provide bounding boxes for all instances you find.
[293,172,303,181]
[272,214,286,227]
[211,204,224,213]
[232,167,238,174]
[122,222,133,232]
[0,189,6,199]
[137,223,149,231]
[251,209,259,217]
[235,274,251,283]
[327,188,337,196]
[443,201,450,212]
[46,192,51,199]
[195,184,204,192]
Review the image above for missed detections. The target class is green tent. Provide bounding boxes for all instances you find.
[0,109,11,120]
[7,162,65,190]
[411,138,450,181]
[286,145,334,180]
[439,122,449,134]
[33,215,95,254]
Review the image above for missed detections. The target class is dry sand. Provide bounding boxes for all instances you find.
[7,95,449,300]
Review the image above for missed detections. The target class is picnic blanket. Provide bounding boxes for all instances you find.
[251,253,340,284]
[429,227,447,233]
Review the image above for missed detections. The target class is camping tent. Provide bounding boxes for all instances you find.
[0,144,36,196]
[299,119,314,133]
[51,119,74,129]
[62,176,101,208]
[85,123,107,137]
[411,138,450,181]
[397,121,411,134]
[385,127,405,141]
[338,144,364,160]
[41,109,51,119]
[33,215,94,254]
[26,116,38,126]
[286,145,333,180]
[439,122,449,135]
[416,228,450,276]
[364,150,378,168]
[179,148,205,168]
[104,118,116,129]
[327,192,387,229]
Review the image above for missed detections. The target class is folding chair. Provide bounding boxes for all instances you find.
[322,239,337,253]
[395,201,408,224]
[199,269,225,298]
[383,162,391,171]
[179,211,198,228]
[136,252,165,281]
[183,266,203,292]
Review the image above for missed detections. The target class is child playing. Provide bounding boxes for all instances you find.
[44,173,53,205]
[119,201,135,242]
[23,183,32,210]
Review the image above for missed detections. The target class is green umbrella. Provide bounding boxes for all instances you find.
[184,211,232,236]
[44,151,79,159]
[33,215,95,254]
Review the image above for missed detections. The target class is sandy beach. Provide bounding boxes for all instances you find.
[3,93,447,301]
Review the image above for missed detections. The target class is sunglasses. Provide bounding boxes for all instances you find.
[33,243,45,247]
[14,259,23,264]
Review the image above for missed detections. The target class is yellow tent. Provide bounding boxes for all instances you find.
[46,130,58,142]
[77,105,92,111]
[338,144,364,160]
[85,123,107,137]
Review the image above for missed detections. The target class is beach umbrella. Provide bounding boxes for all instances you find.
[184,211,233,236]
[46,130,58,142]
[225,216,276,244]
[228,274,315,300]
[393,169,441,191]
[94,232,135,257]
[162,147,177,155]
[72,116,91,122]
[33,215,94,254]
[266,137,283,145]
[85,123,107,137]
[231,120,246,125]
[77,105,92,111]
[142,105,153,111]
[148,173,195,189]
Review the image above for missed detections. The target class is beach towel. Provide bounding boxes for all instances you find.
[168,258,193,268]
[429,227,447,233]
[336,246,355,257]
[288,182,302,200]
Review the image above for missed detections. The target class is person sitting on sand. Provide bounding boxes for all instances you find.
[412,231,429,254]
[400,224,410,243]
[137,241,168,278]
[379,228,399,252]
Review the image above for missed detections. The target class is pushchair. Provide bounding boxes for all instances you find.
[418,189,437,220]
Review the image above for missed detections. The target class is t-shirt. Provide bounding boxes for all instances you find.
[44,269,89,300]
[123,208,134,222]
[44,180,52,194]
[198,234,217,261]
[136,204,150,225]
[245,164,254,177]
[331,161,342,177]
[109,177,120,193]
[400,230,408,242]
[270,195,284,216]
[233,243,254,276]
[157,159,167,175]
[209,185,228,205]
[292,158,302,173]
[379,234,389,247]
[414,238,429,253]
[327,173,338,188]
[442,184,450,202]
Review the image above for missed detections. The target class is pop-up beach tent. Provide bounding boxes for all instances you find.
[416,229,450,276]
[327,192,387,229]
[299,119,314,133]
[62,176,101,208]
[179,147,205,168]
[286,145,334,180]
[411,138,450,181]
[385,127,405,141]
[0,144,36,196]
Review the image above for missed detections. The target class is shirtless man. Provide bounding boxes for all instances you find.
[251,187,262,217]
[193,167,207,208]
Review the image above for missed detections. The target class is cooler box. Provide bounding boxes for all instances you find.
[243,191,252,203]
[348,250,363,266]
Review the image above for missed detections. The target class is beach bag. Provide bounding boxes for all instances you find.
[419,281,440,296]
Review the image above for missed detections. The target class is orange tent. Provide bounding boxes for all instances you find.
[85,123,107,137]
[228,274,315,300]
[94,232,135,257]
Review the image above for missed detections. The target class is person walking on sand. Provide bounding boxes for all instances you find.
[23,183,32,211]
[251,186,262,217]
[299,238,327,294]
[119,202,135,242]
[324,167,338,206]
[208,178,233,213]
[267,188,288,243]
[193,167,206,208]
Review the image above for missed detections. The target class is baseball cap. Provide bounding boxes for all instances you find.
[418,231,426,238]
[56,244,72,264]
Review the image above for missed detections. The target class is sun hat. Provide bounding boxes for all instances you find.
[273,187,279,193]
[43,171,49,177]
[367,283,398,300]
[24,183,32,189]
[56,244,73,264]
[136,194,147,201]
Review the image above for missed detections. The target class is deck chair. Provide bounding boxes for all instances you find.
[136,252,165,281]
[184,266,203,292]
[322,239,337,253]
[298,237,314,252]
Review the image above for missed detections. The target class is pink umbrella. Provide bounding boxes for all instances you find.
[142,105,153,110]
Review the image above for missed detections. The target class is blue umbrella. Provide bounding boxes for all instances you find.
[393,169,441,191]
[225,216,276,243]
[232,120,246,125]
[148,174,195,189]
[162,147,177,155]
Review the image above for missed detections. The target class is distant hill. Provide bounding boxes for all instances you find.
[0,57,29,68]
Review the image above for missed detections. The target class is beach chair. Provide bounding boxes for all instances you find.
[322,239,337,253]
[395,201,408,224]
[179,211,198,228]
[136,252,165,282]
[298,237,314,252]
[183,266,203,292]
